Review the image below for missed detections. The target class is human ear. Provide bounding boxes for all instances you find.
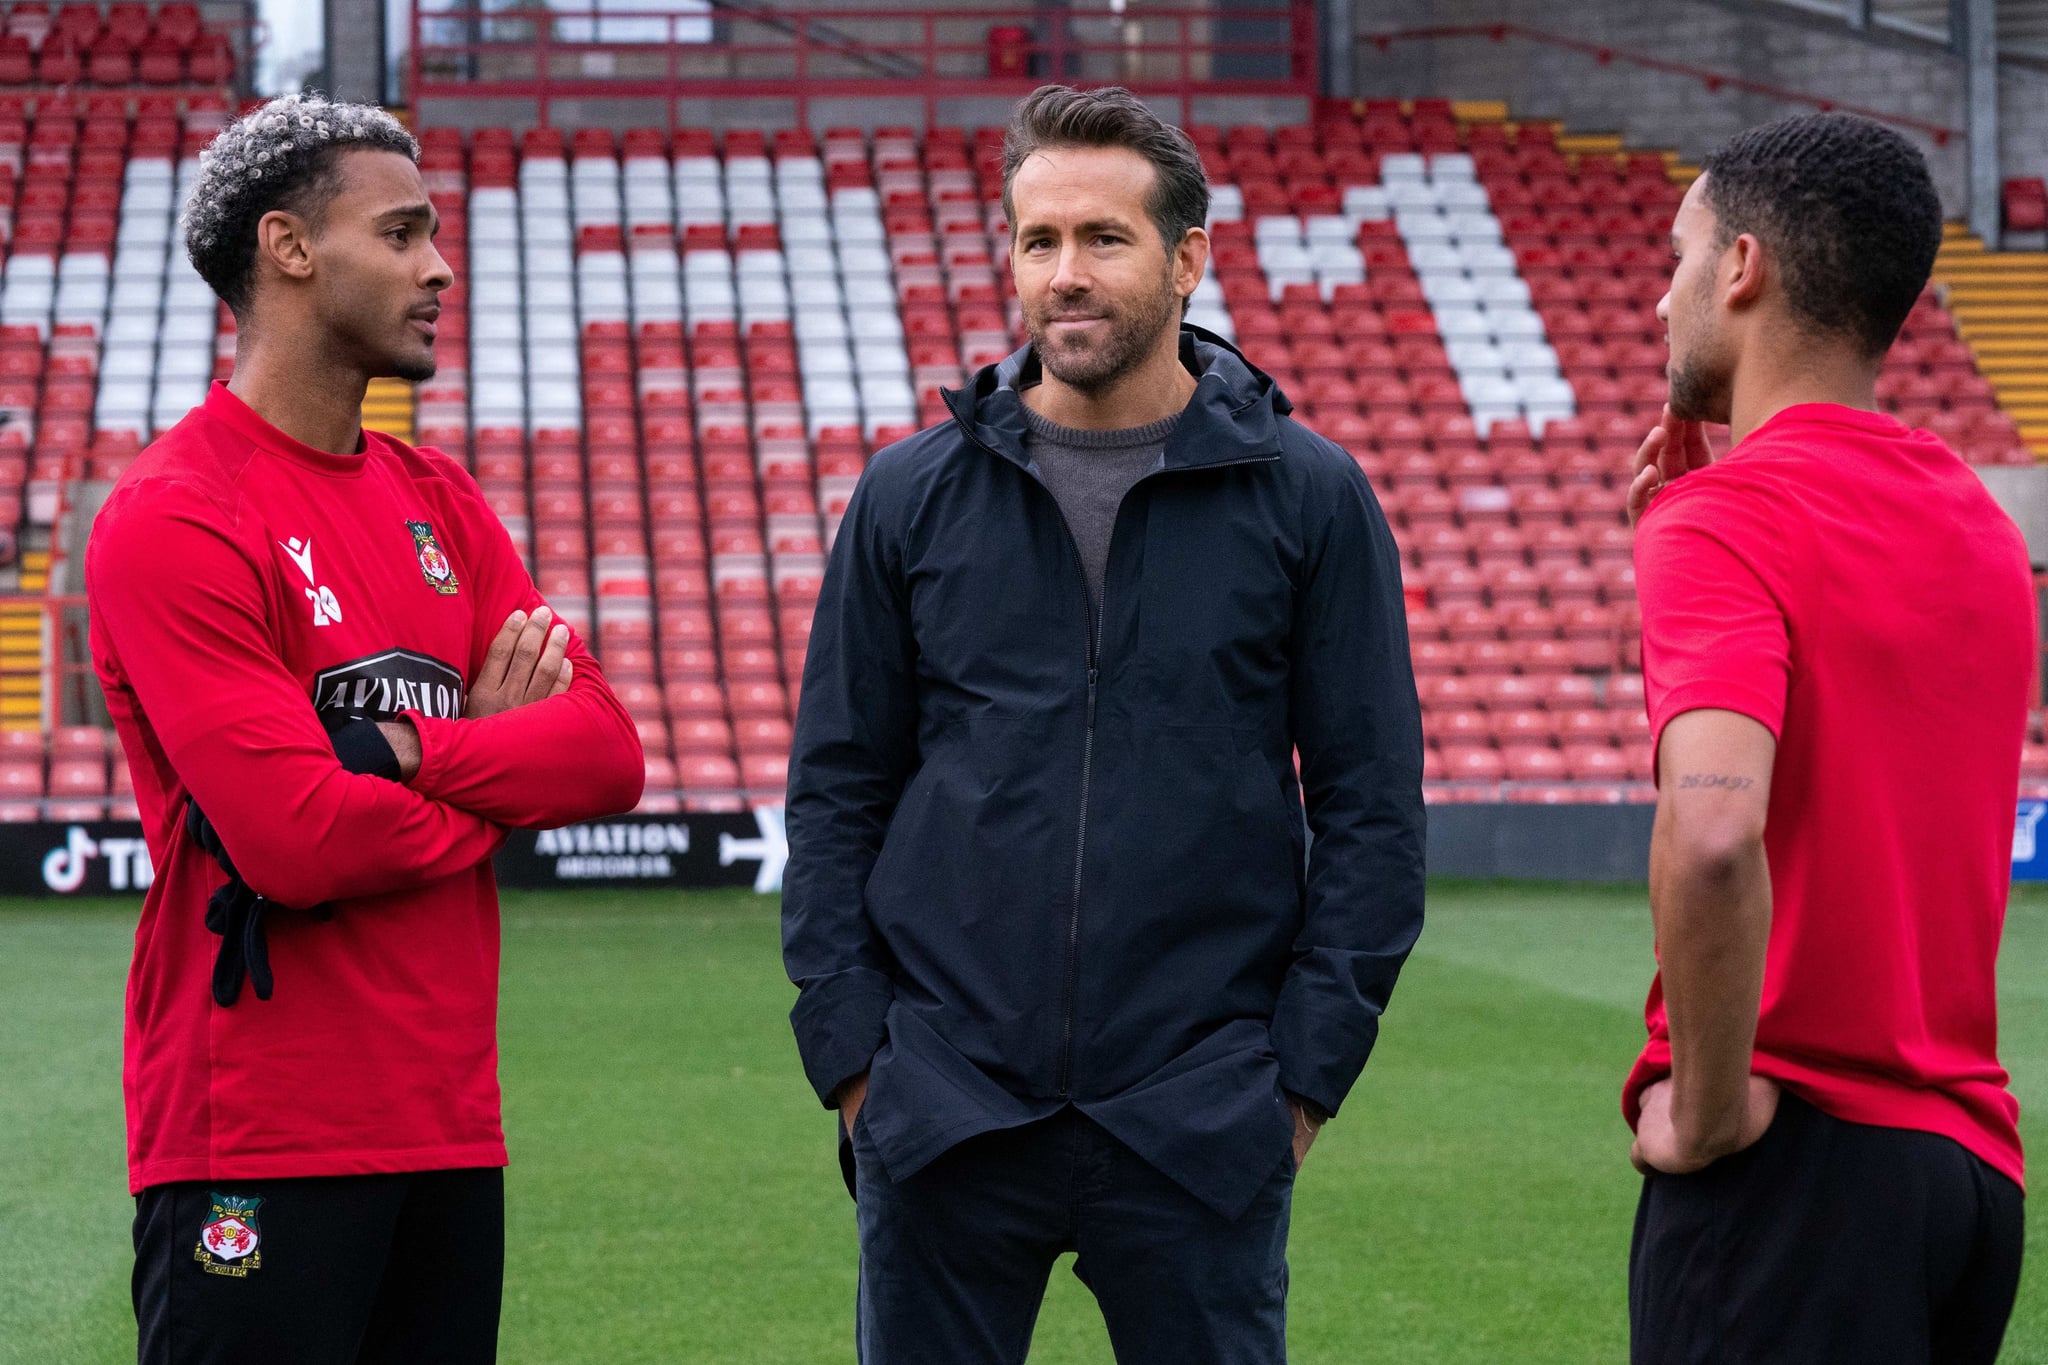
[256,209,315,283]
[1723,233,1767,310]
[1175,225,1209,303]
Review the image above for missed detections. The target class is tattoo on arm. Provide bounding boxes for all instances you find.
[1676,773,1756,791]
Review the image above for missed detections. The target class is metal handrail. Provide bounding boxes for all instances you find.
[1355,22,1962,146]
[408,2,1319,129]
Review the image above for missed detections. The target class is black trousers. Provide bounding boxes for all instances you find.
[852,1105,1294,1365]
[133,1167,503,1365]
[1630,1092,2023,1365]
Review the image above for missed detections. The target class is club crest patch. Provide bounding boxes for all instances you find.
[194,1192,262,1276]
[407,520,459,595]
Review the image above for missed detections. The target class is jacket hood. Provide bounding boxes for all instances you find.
[942,324,1294,472]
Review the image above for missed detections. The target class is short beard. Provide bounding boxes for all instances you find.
[1665,264,1727,424]
[1666,353,1729,424]
[391,352,437,384]
[1027,267,1180,397]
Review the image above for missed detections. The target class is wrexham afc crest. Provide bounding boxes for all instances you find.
[194,1192,262,1276]
[408,520,460,595]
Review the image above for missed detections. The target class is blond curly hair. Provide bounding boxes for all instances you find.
[183,93,419,313]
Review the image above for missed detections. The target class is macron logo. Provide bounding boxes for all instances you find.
[279,536,343,627]
[279,536,316,585]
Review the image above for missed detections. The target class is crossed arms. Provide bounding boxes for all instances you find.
[86,489,645,908]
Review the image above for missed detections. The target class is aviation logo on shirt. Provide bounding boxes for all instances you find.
[193,1192,262,1277]
[312,649,466,728]
[407,519,460,596]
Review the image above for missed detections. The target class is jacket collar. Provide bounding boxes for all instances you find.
[943,324,1291,473]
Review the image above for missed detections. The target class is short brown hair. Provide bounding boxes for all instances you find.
[1001,85,1210,256]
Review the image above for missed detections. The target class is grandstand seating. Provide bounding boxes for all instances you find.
[0,93,2038,818]
[0,4,233,88]
[0,721,126,820]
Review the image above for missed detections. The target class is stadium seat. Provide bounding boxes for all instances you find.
[2004,178,2047,234]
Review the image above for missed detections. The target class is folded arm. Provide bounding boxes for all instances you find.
[403,603,645,827]
[1270,462,1428,1119]
[87,495,506,908]
[398,469,645,828]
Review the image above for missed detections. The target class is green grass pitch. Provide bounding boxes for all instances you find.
[3,882,2043,1363]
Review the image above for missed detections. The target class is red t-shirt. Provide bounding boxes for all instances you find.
[1624,403,2031,1190]
[88,383,644,1194]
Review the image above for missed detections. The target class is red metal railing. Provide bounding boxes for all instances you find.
[1354,23,1962,146]
[409,2,1319,129]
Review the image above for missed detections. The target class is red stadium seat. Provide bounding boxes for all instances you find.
[1440,745,1505,784]
[1563,743,1629,782]
[1495,709,1559,744]
[0,759,41,822]
[2005,178,2048,234]
[1501,744,1568,782]
[739,751,789,793]
[727,681,788,720]
[48,725,107,760]
[1432,709,1490,744]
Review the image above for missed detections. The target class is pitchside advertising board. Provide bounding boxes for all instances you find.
[10,803,2048,894]
[2013,801,2048,881]
[0,807,790,897]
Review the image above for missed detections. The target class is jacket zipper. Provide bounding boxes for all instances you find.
[946,404,1276,1101]
[1056,593,1102,1097]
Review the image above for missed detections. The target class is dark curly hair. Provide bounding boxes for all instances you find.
[183,93,419,316]
[1699,112,1942,359]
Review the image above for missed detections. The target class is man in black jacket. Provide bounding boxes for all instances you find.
[783,85,1426,1363]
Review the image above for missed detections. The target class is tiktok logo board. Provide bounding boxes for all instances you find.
[311,649,466,729]
[42,826,155,893]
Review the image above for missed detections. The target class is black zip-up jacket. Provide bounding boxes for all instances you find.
[782,328,1426,1218]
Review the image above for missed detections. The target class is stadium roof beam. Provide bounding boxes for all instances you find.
[1961,0,2000,249]
[1321,0,1354,96]
[324,0,384,104]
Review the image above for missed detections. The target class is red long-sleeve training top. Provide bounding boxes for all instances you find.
[88,383,645,1194]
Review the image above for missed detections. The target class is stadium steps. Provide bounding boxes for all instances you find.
[0,548,49,728]
[362,376,414,443]
[1933,223,2048,452]
[1556,132,1625,158]
[1450,101,1509,123]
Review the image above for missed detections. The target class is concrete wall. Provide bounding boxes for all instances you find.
[1427,803,1654,882]
[1978,465,2048,568]
[1346,0,2048,221]
[326,0,386,104]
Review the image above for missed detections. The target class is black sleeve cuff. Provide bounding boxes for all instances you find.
[330,719,403,782]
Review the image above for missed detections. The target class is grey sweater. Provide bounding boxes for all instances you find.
[1020,405,1180,618]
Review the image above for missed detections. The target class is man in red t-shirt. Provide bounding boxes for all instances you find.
[1622,113,2028,1363]
[87,96,644,1363]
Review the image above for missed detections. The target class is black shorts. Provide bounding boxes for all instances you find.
[133,1167,502,1365]
[1630,1091,2023,1365]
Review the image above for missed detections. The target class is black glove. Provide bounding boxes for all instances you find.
[204,874,272,1006]
[189,720,403,1007]
[186,795,273,1007]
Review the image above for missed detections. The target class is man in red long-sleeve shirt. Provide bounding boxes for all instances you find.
[87,95,644,1364]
